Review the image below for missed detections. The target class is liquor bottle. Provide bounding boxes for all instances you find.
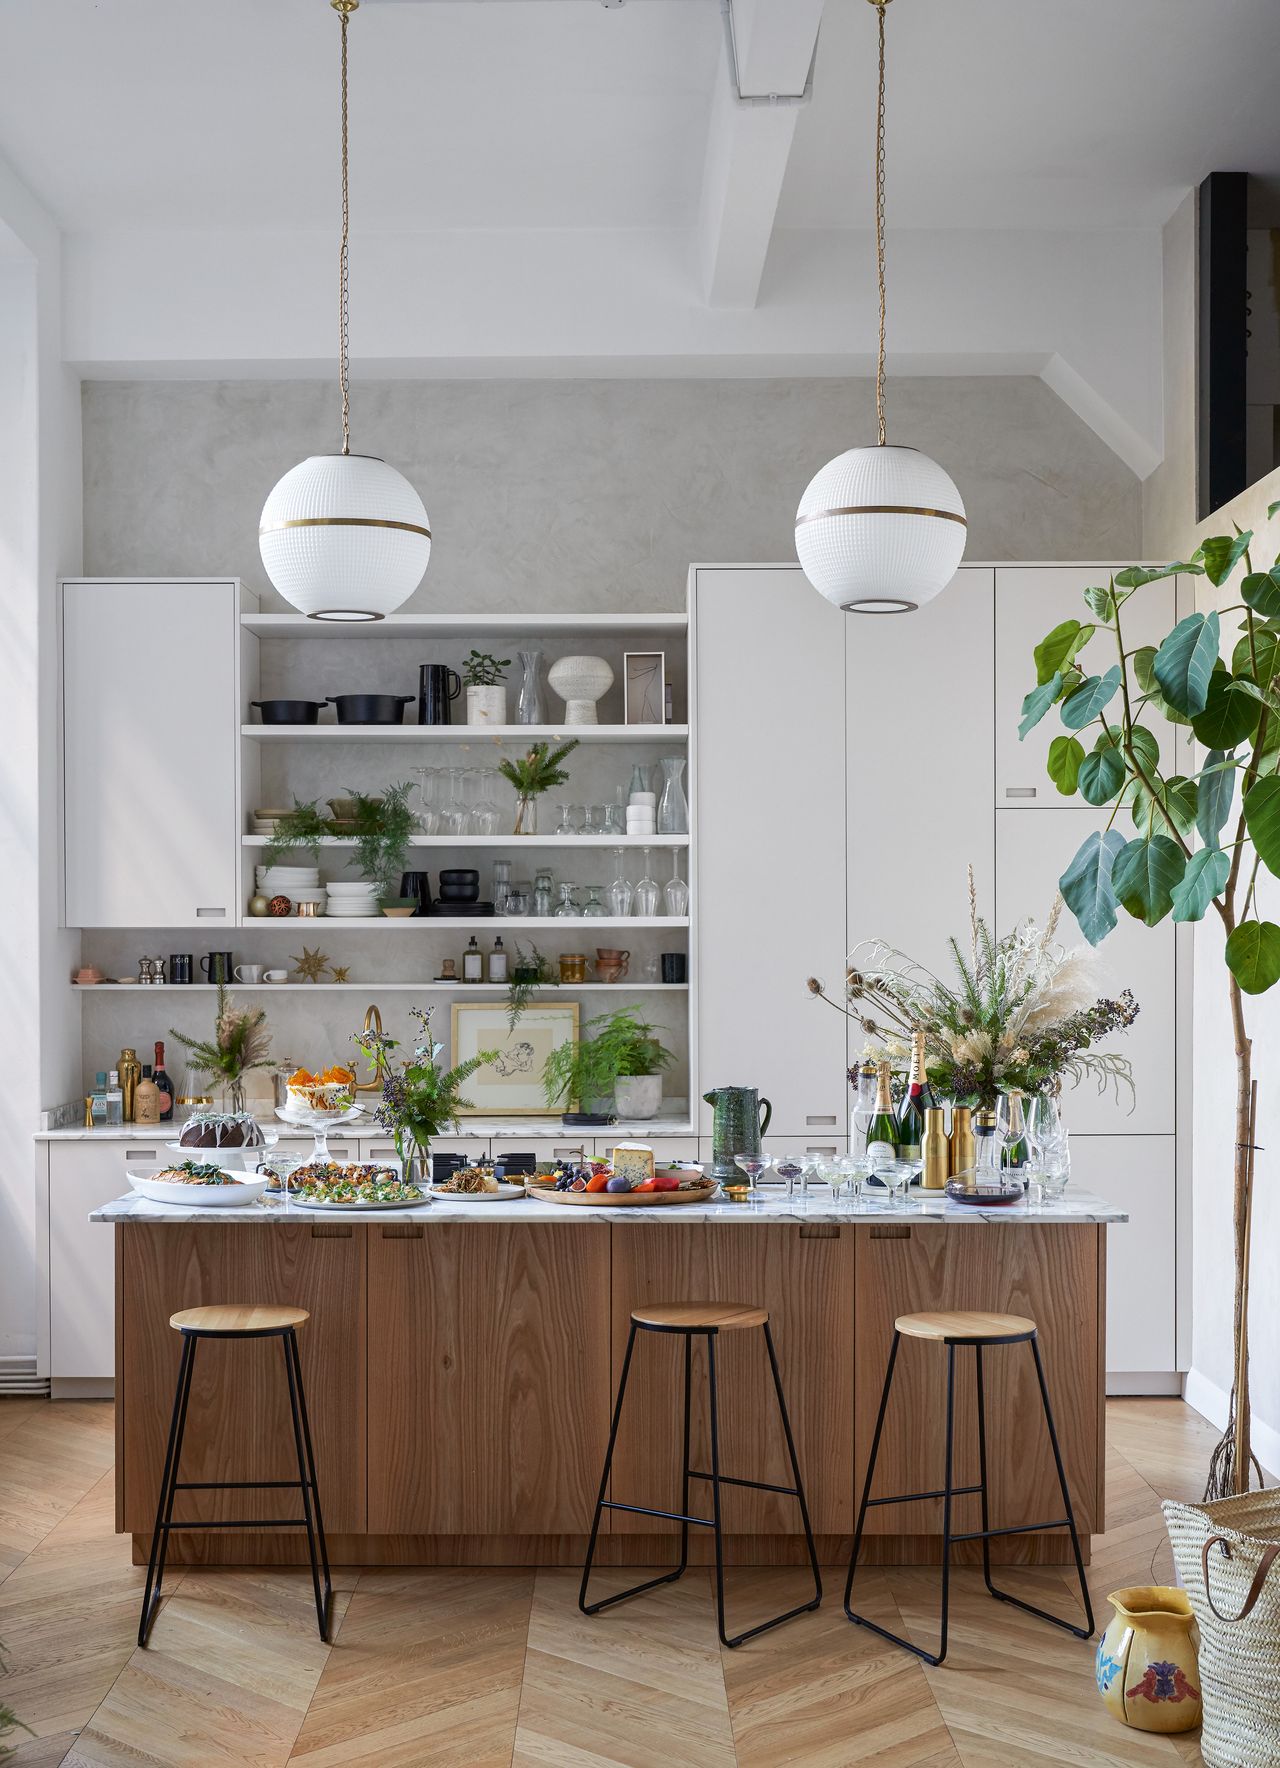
[117,1047,141,1122]
[153,1041,175,1122]
[922,1107,950,1190]
[895,1031,928,1160]
[865,1060,898,1174]
[105,1071,124,1127]
[134,1065,162,1126]
[1002,1090,1030,1170]
[462,936,483,983]
[487,936,508,983]
[949,1105,975,1176]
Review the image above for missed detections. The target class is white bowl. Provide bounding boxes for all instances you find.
[128,1170,269,1207]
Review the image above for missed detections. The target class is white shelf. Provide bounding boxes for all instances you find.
[74,981,690,994]
[241,723,687,744]
[242,834,690,848]
[241,611,688,640]
[247,916,688,930]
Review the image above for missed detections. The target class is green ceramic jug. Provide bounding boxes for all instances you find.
[704,1086,773,1182]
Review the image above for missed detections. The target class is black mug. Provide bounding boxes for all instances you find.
[399,871,433,914]
[170,953,194,984]
[418,663,462,726]
[201,951,234,984]
[660,952,687,984]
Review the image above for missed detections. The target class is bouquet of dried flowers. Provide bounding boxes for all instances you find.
[808,867,1139,1109]
[169,983,274,1114]
[354,1006,497,1176]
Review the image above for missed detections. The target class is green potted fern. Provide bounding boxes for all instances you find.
[542,1006,675,1121]
[347,782,416,904]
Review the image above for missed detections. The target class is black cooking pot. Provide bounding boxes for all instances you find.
[250,698,325,725]
[325,694,415,725]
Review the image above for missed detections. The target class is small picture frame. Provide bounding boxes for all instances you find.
[451,1000,580,1117]
[624,651,666,725]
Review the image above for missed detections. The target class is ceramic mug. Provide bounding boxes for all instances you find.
[594,947,630,984]
[169,953,194,984]
[201,951,234,984]
[73,966,105,986]
[263,969,289,984]
[235,964,264,984]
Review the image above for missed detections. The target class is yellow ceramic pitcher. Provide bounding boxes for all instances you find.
[1096,1586,1202,1734]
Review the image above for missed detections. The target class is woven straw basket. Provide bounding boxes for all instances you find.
[1163,1491,1280,1767]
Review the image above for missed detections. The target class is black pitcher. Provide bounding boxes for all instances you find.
[418,663,462,726]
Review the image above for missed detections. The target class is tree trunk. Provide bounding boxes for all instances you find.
[1206,972,1256,1499]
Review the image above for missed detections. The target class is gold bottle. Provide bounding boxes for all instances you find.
[118,1047,142,1123]
[922,1107,950,1190]
[949,1104,976,1177]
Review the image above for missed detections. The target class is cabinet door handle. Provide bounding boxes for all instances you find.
[310,1223,352,1239]
[870,1224,911,1239]
[124,1149,156,1162]
[367,1147,396,1160]
[195,906,228,917]
[799,1224,839,1240]
[328,1146,351,1160]
[806,1145,838,1156]
[381,1223,424,1240]
[1004,787,1037,799]
[805,1115,838,1127]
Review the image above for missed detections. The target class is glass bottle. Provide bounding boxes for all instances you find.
[533,867,555,918]
[153,1040,175,1122]
[105,1070,124,1127]
[487,936,508,983]
[895,1031,927,1161]
[606,849,633,918]
[850,1059,877,1156]
[491,858,512,914]
[516,649,545,725]
[865,1062,898,1175]
[633,848,659,917]
[656,757,689,835]
[134,1065,162,1126]
[663,851,690,917]
[463,936,483,982]
[973,1107,1001,1175]
[582,885,608,918]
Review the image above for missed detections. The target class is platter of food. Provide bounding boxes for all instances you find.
[128,1161,270,1207]
[431,1165,527,1200]
[286,1162,430,1210]
[526,1146,717,1207]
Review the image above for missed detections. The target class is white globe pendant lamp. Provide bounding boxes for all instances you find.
[259,1,430,621]
[795,0,965,614]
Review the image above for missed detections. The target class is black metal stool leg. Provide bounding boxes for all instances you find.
[677,1329,693,1579]
[1028,1337,1094,1638]
[844,1331,898,1621]
[763,1321,823,1615]
[283,1329,331,1641]
[139,1333,197,1647]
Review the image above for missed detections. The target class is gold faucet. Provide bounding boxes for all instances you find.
[355,1003,389,1093]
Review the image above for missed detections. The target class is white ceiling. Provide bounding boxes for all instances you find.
[0,0,1277,238]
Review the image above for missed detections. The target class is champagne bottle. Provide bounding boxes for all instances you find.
[1002,1090,1030,1170]
[895,1031,927,1160]
[866,1060,898,1174]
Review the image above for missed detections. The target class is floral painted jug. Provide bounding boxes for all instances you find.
[1096,1586,1202,1734]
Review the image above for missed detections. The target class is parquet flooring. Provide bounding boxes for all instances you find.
[0,1396,1234,1766]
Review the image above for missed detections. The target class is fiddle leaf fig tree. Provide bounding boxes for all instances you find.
[1020,526,1280,1499]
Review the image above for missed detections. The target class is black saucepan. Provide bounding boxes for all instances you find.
[325,694,415,725]
[251,699,325,725]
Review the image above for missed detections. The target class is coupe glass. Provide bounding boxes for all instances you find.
[663,851,690,917]
[606,849,634,918]
[836,1155,869,1203]
[881,1157,922,1209]
[733,1152,773,1193]
[633,848,660,917]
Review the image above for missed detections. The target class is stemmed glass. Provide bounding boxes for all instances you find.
[554,803,574,837]
[633,848,660,917]
[606,849,633,918]
[881,1157,922,1210]
[413,765,441,835]
[439,768,468,837]
[472,768,503,836]
[733,1152,773,1194]
[553,882,579,917]
[664,851,690,917]
[1028,1095,1070,1205]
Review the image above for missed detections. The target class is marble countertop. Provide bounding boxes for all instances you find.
[91,1187,1127,1226]
[39,1114,695,1143]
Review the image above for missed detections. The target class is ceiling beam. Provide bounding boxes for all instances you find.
[696,0,825,309]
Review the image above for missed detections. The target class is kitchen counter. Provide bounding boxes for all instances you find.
[91,1186,1126,1225]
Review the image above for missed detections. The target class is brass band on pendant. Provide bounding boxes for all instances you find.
[258,515,432,540]
[795,503,967,528]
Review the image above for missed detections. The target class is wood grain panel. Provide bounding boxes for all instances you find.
[367,1223,610,1535]
[853,1224,1102,1544]
[117,1223,366,1536]
[607,1224,856,1536]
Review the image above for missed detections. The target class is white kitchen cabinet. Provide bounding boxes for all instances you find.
[1069,1135,1177,1380]
[693,567,848,1137]
[995,807,1175,1137]
[62,579,243,927]
[47,1139,164,1380]
[847,567,996,976]
[994,567,1180,808]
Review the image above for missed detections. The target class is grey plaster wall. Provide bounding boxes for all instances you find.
[83,376,1140,605]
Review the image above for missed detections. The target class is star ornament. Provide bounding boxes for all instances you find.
[291,946,329,984]
[329,965,351,984]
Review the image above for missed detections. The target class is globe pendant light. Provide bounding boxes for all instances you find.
[259,0,430,621]
[795,0,965,614]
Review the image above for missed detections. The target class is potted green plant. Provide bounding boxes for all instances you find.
[506,940,558,1030]
[542,1006,675,1120]
[347,782,416,904]
[463,649,511,726]
[262,797,335,869]
[498,739,578,835]
[354,1006,496,1183]
[169,982,274,1115]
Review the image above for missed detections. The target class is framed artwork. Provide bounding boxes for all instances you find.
[451,1000,579,1117]
[624,651,666,725]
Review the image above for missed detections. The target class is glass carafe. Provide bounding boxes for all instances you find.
[633,848,659,917]
[663,851,690,917]
[606,849,633,918]
[516,649,545,725]
[656,758,689,835]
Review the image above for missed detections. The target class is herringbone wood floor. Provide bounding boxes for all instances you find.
[0,1397,1225,1767]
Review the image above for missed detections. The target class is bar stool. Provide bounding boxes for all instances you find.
[138,1304,332,1648]
[580,1302,822,1648]
[844,1310,1094,1665]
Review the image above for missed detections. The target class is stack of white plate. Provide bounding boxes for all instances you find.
[256,865,321,898]
[325,881,382,918]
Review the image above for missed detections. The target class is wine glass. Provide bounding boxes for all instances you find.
[554,803,574,837]
[439,767,468,836]
[633,848,659,917]
[553,882,579,917]
[606,849,633,918]
[472,768,504,836]
[664,851,690,917]
[413,765,441,835]
[733,1152,773,1194]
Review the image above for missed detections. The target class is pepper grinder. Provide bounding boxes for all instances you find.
[117,1047,142,1122]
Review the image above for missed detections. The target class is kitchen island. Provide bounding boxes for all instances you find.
[94,1188,1124,1570]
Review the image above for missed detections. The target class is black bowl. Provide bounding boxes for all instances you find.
[437,868,480,886]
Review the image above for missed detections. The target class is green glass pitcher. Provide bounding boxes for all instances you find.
[704,1086,773,1183]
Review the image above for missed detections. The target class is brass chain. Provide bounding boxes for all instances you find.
[333,0,357,456]
[869,0,891,447]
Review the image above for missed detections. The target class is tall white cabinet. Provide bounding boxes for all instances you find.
[693,562,1184,1387]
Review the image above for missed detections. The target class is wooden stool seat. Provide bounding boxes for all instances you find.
[895,1310,1036,1344]
[630,1301,768,1331]
[170,1304,310,1336]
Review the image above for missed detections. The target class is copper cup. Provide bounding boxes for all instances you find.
[594,947,630,984]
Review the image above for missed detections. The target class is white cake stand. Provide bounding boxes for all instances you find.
[274,1103,365,1163]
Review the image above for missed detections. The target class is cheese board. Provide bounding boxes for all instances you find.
[526,1179,719,1208]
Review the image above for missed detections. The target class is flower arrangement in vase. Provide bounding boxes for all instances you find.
[354,1005,496,1182]
[169,982,274,1114]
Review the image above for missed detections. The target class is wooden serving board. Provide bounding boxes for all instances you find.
[526,1182,719,1208]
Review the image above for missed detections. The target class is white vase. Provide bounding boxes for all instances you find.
[466,684,507,725]
[548,655,614,725]
[614,1074,663,1120]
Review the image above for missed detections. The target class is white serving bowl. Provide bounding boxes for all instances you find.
[128,1170,269,1207]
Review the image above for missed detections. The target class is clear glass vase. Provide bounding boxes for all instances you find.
[513,793,538,836]
[516,650,545,725]
[656,758,689,835]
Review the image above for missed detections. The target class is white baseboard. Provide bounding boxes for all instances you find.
[49,1378,114,1402]
[1184,1367,1280,1481]
[1106,1372,1184,1396]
